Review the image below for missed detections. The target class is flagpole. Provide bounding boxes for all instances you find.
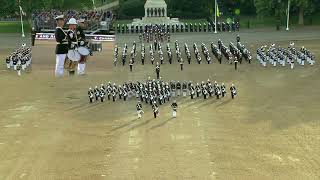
[92,0,96,10]
[19,6,25,38]
[214,0,217,34]
[286,0,290,31]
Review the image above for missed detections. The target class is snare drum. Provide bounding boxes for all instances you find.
[67,50,81,62]
[78,47,90,64]
[78,47,90,56]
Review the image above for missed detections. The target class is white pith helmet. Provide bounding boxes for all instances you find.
[67,18,78,25]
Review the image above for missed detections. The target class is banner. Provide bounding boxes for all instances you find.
[35,33,116,42]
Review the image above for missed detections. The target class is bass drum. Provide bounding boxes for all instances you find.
[67,50,81,62]
[78,47,90,56]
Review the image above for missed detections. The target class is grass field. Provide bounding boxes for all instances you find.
[0,21,31,33]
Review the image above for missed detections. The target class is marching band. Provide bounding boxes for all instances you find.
[5,44,32,76]
[87,78,238,118]
[113,37,252,75]
[5,16,316,122]
[117,21,240,34]
[257,42,316,68]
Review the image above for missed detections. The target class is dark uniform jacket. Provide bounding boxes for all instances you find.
[55,27,69,54]
[171,103,178,110]
[136,104,142,111]
[156,65,160,72]
[67,29,78,50]
[76,26,86,46]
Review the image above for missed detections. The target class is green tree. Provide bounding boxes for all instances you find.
[118,0,144,18]
[291,0,317,25]
[254,0,318,25]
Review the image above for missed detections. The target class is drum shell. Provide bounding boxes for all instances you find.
[64,57,78,71]
[79,55,88,64]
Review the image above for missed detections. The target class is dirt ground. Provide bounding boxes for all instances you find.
[0,28,320,180]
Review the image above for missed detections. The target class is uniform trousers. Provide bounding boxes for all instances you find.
[55,54,66,77]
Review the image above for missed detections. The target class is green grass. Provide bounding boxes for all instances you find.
[239,16,276,28]
[0,21,31,33]
[239,13,320,29]
[180,19,207,24]
[114,19,132,25]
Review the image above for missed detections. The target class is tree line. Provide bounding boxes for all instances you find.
[119,0,320,25]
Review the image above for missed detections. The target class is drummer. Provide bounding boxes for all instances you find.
[65,18,79,76]
[77,19,88,75]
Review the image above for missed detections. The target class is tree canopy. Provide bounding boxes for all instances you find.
[118,0,320,24]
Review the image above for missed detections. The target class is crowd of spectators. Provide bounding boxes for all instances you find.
[32,9,113,30]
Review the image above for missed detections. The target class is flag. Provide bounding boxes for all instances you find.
[216,3,220,17]
[19,6,26,16]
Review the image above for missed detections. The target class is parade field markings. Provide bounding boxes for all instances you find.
[0,28,319,179]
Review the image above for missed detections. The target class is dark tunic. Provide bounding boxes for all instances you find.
[55,27,69,54]
[136,103,142,111]
[171,103,178,110]
[76,26,86,46]
[67,29,78,50]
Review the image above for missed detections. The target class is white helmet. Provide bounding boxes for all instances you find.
[67,18,78,25]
